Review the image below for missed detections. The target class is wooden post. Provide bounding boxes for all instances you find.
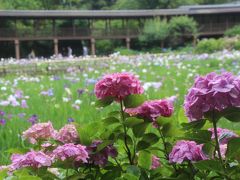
[91,38,96,55]
[126,37,130,49]
[52,19,56,36]
[54,38,58,56]
[14,39,20,60]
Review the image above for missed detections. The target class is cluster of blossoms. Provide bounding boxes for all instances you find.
[52,143,89,162]
[208,128,238,158]
[169,140,207,164]
[125,99,174,124]
[184,72,240,121]
[10,151,52,171]
[22,122,57,144]
[55,124,79,144]
[87,140,118,167]
[94,72,144,101]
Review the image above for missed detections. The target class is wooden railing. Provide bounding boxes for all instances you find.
[0,27,140,40]
[0,22,238,40]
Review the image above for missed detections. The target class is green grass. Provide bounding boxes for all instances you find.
[0,56,240,164]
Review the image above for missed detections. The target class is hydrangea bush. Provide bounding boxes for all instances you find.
[1,72,240,179]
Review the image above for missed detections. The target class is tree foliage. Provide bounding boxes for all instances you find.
[139,18,169,48]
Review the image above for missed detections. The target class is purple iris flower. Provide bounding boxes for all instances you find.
[0,119,6,125]
[28,114,38,125]
[68,117,74,123]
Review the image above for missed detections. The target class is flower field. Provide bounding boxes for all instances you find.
[1,50,240,179]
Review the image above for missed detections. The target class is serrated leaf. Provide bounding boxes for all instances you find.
[223,107,240,122]
[142,133,159,145]
[126,165,141,178]
[184,130,212,143]
[226,137,240,159]
[95,96,114,108]
[194,160,222,173]
[123,94,145,108]
[156,117,170,126]
[181,119,206,130]
[137,140,151,151]
[103,117,120,125]
[96,140,114,152]
[132,122,149,138]
[138,150,152,170]
[124,117,144,128]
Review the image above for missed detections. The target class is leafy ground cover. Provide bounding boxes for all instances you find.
[0,50,240,166]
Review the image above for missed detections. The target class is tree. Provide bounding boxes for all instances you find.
[139,18,169,48]
[169,16,198,46]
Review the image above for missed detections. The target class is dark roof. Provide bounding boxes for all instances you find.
[0,4,240,19]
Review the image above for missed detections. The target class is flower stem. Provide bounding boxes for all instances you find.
[158,128,169,160]
[211,112,225,172]
[120,100,133,165]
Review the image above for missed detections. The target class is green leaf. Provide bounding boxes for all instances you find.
[97,140,114,152]
[95,96,114,108]
[142,133,159,145]
[181,119,206,130]
[194,160,222,173]
[226,137,240,159]
[123,94,145,108]
[122,173,138,180]
[77,121,101,145]
[156,117,170,126]
[138,150,152,170]
[184,130,212,143]
[103,117,120,125]
[202,142,215,157]
[162,123,176,137]
[136,140,151,151]
[101,167,121,180]
[132,122,149,138]
[0,169,7,179]
[223,107,240,122]
[118,133,133,145]
[126,165,141,178]
[124,117,144,128]
[17,176,41,180]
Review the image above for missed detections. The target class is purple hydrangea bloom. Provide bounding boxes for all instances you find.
[169,140,207,164]
[184,72,240,121]
[87,140,118,167]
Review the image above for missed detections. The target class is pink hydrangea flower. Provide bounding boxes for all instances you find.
[169,140,207,164]
[22,122,57,144]
[52,143,89,162]
[125,99,174,122]
[208,128,238,144]
[10,151,52,171]
[94,72,144,101]
[219,144,228,159]
[151,155,161,170]
[184,72,240,121]
[55,124,79,144]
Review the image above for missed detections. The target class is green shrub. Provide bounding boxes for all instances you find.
[234,41,240,50]
[195,38,224,53]
[96,40,114,55]
[139,18,169,48]
[224,25,240,37]
[114,47,138,55]
[169,16,198,46]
